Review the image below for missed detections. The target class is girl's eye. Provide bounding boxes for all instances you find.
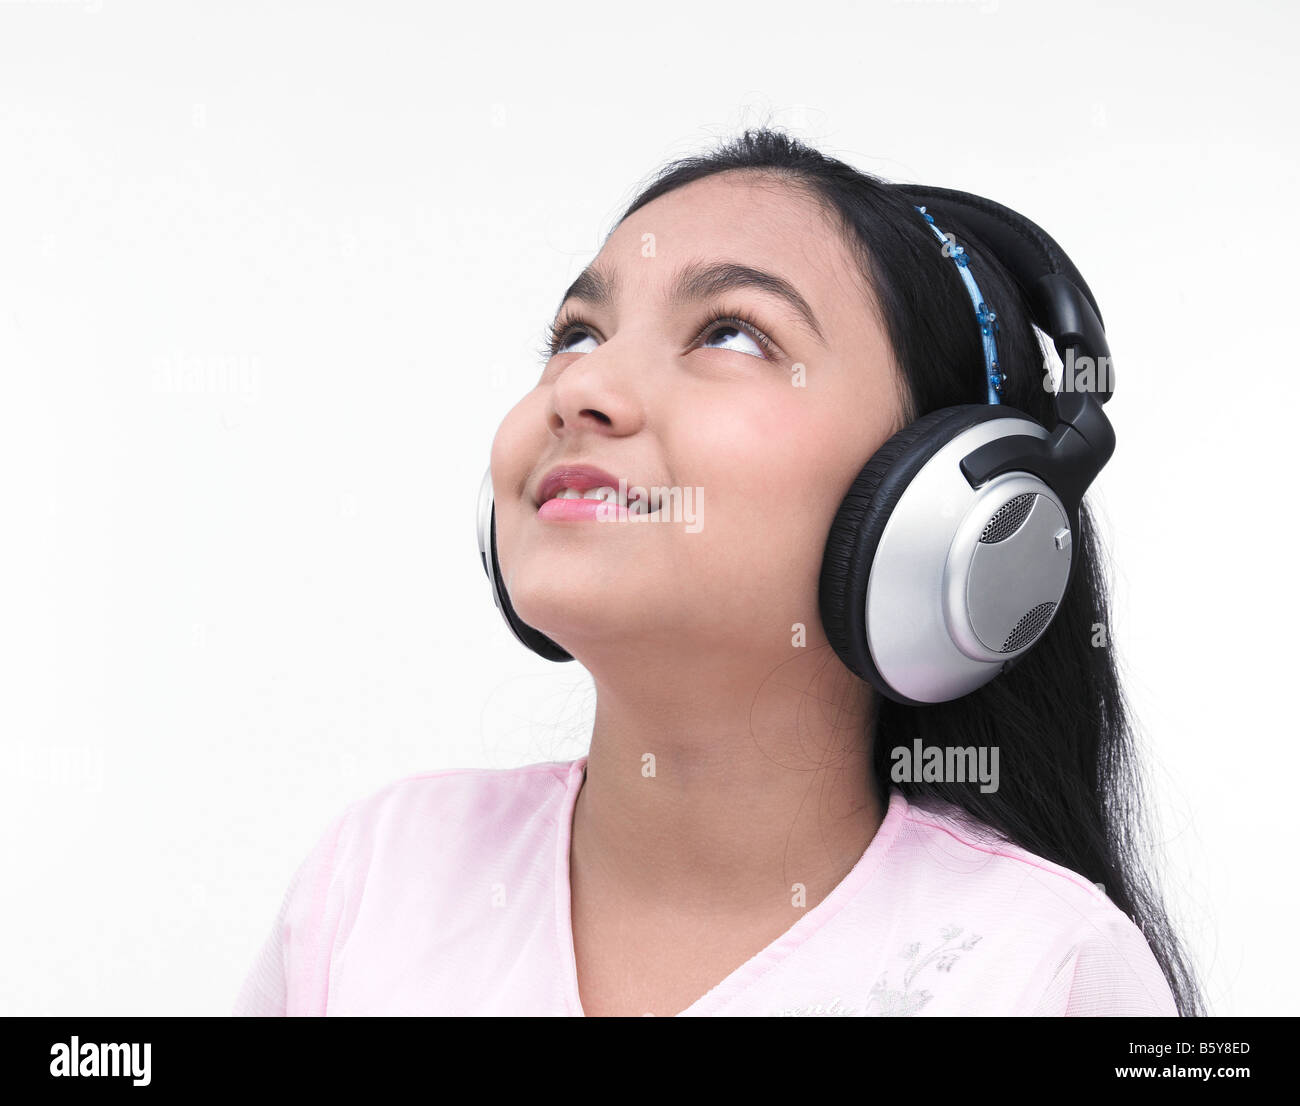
[552,326,599,355]
[699,320,769,359]
[542,310,779,361]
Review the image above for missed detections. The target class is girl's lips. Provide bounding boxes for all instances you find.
[534,463,664,521]
[535,465,623,505]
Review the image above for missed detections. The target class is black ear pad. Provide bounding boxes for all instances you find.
[489,510,573,662]
[819,404,1015,693]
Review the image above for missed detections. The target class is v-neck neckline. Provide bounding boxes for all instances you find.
[553,754,908,1017]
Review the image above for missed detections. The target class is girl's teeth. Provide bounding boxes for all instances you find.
[552,486,619,502]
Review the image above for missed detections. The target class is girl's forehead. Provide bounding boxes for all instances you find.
[603,179,860,291]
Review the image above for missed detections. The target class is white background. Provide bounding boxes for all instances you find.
[1,0,1294,1016]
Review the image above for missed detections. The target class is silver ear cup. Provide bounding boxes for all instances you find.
[476,465,496,586]
[475,465,520,639]
[865,416,1071,703]
[943,475,1071,662]
[474,464,574,662]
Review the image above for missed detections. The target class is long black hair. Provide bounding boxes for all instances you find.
[611,127,1205,1016]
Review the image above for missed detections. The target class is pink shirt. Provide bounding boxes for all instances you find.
[232,756,1178,1016]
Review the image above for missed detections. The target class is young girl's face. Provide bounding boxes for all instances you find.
[490,170,904,669]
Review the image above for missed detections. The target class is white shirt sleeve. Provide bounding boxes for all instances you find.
[231,807,353,1017]
[1032,908,1180,1016]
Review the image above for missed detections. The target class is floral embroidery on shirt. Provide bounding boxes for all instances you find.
[865,924,984,1016]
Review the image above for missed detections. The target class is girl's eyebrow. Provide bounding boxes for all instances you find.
[557,263,618,312]
[555,259,827,347]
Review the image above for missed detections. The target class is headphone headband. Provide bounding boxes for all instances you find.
[914,204,1006,406]
[893,184,1113,406]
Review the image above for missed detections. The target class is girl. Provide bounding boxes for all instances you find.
[233,129,1203,1017]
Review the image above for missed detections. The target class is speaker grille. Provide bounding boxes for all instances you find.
[1000,601,1057,653]
[980,493,1037,544]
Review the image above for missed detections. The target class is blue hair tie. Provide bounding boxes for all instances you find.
[915,205,1004,404]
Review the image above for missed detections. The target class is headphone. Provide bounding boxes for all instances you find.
[476,185,1115,705]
